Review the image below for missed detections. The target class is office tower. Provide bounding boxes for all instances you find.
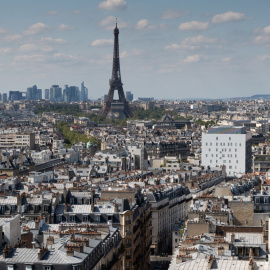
[9,91,23,101]
[126,91,133,101]
[101,23,133,119]
[0,93,2,101]
[44,89,49,100]
[63,85,80,102]
[27,85,42,100]
[80,81,88,101]
[49,85,62,102]
[101,94,108,101]
[2,93,7,102]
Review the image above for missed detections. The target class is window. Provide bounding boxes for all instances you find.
[210,143,212,146]
[229,166,232,169]
[223,160,226,163]
[209,148,211,152]
[235,143,237,146]
[216,143,218,146]
[83,215,88,222]
[220,143,222,146]
[25,266,32,270]
[229,137,231,140]
[73,266,81,270]
[44,267,51,270]
[229,160,231,163]
[210,160,212,163]
[216,137,218,140]
[7,266,14,270]
[235,148,237,152]
[239,143,241,146]
[70,215,75,222]
[94,215,100,223]
[236,160,238,163]
[206,142,208,146]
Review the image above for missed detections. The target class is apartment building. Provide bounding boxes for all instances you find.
[202,126,252,177]
[0,133,35,150]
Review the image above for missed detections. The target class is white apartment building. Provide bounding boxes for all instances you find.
[0,133,35,150]
[202,126,252,177]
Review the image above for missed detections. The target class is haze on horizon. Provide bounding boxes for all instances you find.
[0,0,269,100]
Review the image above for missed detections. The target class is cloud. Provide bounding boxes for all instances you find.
[135,19,155,30]
[14,54,46,62]
[23,23,49,35]
[57,24,73,31]
[212,11,245,24]
[0,47,12,54]
[19,43,53,52]
[258,55,270,61]
[120,49,142,58]
[263,26,270,34]
[0,28,7,34]
[41,37,67,44]
[73,10,81,14]
[254,35,270,44]
[184,54,206,63]
[46,10,58,16]
[222,57,231,62]
[53,53,77,61]
[179,21,209,31]
[91,39,113,47]
[2,34,22,42]
[100,16,128,30]
[98,0,127,11]
[161,9,187,20]
[165,35,217,51]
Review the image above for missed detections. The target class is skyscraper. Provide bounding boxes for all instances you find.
[27,85,42,100]
[80,81,88,101]
[44,89,49,100]
[49,85,62,102]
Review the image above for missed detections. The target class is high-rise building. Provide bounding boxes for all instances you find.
[2,93,7,102]
[49,85,62,102]
[0,93,2,101]
[201,126,252,177]
[126,91,133,101]
[27,85,42,100]
[80,81,88,101]
[63,85,80,102]
[101,94,108,101]
[44,89,49,100]
[9,91,24,101]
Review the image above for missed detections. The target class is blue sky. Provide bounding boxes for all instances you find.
[0,0,270,99]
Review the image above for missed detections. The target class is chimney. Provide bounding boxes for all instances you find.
[66,248,74,256]
[47,236,54,246]
[38,247,48,260]
[3,245,12,258]
[231,233,235,243]
[248,258,255,270]
[207,256,214,269]
[91,189,95,211]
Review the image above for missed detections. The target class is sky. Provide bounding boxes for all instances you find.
[0,0,270,99]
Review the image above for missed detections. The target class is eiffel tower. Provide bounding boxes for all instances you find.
[101,23,133,119]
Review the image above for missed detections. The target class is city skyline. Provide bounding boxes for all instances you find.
[0,0,270,99]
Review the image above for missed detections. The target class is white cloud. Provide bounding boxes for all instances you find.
[91,39,113,47]
[161,9,187,20]
[57,24,73,31]
[19,43,53,52]
[14,54,46,62]
[0,47,12,54]
[73,10,81,14]
[2,34,22,42]
[165,35,217,51]
[212,11,245,24]
[0,28,7,34]
[120,49,142,58]
[53,53,77,61]
[46,10,58,16]
[184,54,204,63]
[263,26,270,34]
[41,37,67,44]
[135,19,155,30]
[222,57,231,62]
[100,16,128,30]
[182,35,217,45]
[258,55,270,61]
[254,35,270,44]
[98,0,127,11]
[23,23,49,35]
[179,21,209,31]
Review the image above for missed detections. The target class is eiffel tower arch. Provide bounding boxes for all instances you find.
[101,23,133,119]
